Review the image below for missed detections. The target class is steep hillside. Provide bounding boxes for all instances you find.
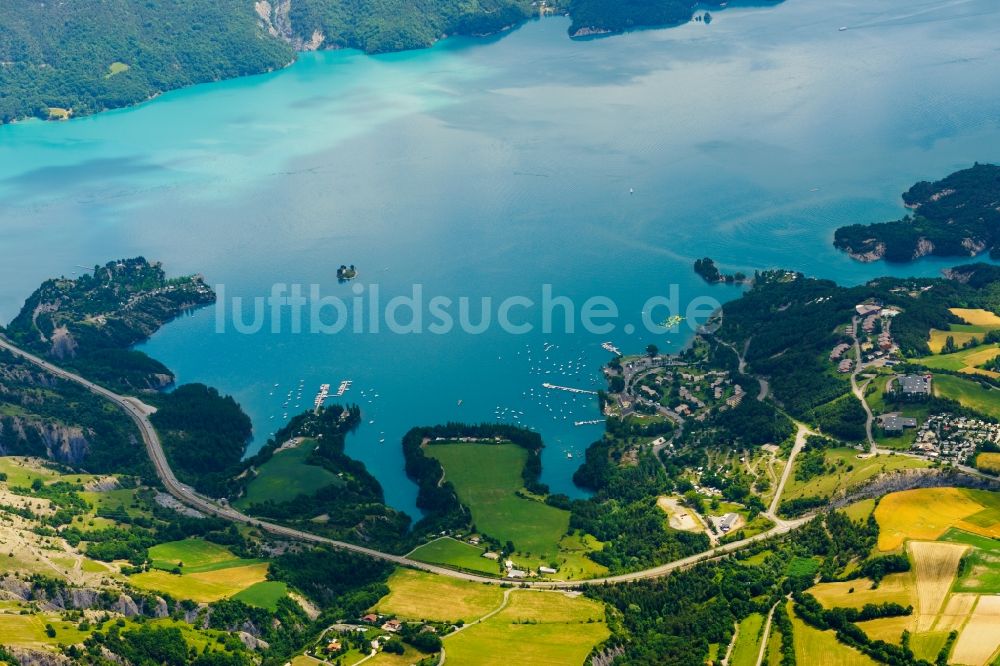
[0,0,295,123]
[286,0,537,54]
[0,0,787,123]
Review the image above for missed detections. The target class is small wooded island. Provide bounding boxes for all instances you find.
[336,264,358,281]
[693,257,750,285]
[834,163,1000,263]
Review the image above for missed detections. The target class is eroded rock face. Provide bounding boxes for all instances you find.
[962,237,987,255]
[256,0,295,43]
[49,325,78,359]
[830,468,999,508]
[237,631,270,651]
[39,422,90,464]
[153,596,170,619]
[914,237,936,258]
[0,416,91,465]
[112,594,140,617]
[9,647,72,666]
[572,26,613,37]
[0,577,33,600]
[68,588,102,610]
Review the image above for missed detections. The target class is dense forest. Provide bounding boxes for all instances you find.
[288,0,537,54]
[566,0,757,36]
[834,163,1000,263]
[0,0,293,123]
[148,384,253,495]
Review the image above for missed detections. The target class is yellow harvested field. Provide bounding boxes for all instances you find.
[976,452,1000,474]
[375,569,504,623]
[950,308,1000,326]
[875,488,1000,551]
[129,563,269,602]
[934,593,979,633]
[855,615,914,643]
[810,572,914,610]
[189,563,268,587]
[951,596,1000,666]
[908,541,967,631]
[958,347,1000,378]
[928,329,981,353]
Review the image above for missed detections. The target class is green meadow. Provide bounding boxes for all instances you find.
[426,443,569,562]
[407,537,501,576]
[236,439,342,507]
[232,581,289,611]
[442,591,608,666]
[932,374,1000,420]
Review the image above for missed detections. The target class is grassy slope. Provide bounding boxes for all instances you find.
[783,449,931,502]
[129,562,270,603]
[407,537,502,576]
[235,439,341,507]
[976,452,1000,474]
[148,539,243,571]
[426,443,569,560]
[932,374,1000,419]
[231,581,289,611]
[941,528,1000,594]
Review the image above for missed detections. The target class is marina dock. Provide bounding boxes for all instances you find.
[313,384,330,413]
[543,382,598,395]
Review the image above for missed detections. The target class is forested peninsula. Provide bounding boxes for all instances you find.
[834,163,1000,263]
[0,258,411,554]
[0,0,782,123]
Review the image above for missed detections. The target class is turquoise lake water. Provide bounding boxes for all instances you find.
[1,0,999,517]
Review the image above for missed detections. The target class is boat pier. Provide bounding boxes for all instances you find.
[313,384,331,413]
[542,382,598,395]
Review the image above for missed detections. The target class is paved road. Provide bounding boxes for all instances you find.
[848,316,876,452]
[0,336,808,589]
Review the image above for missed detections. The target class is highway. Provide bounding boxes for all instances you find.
[0,335,808,589]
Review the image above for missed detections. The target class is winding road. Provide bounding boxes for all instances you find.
[847,316,877,452]
[0,335,809,589]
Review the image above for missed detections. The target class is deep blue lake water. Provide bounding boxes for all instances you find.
[1,0,999,517]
